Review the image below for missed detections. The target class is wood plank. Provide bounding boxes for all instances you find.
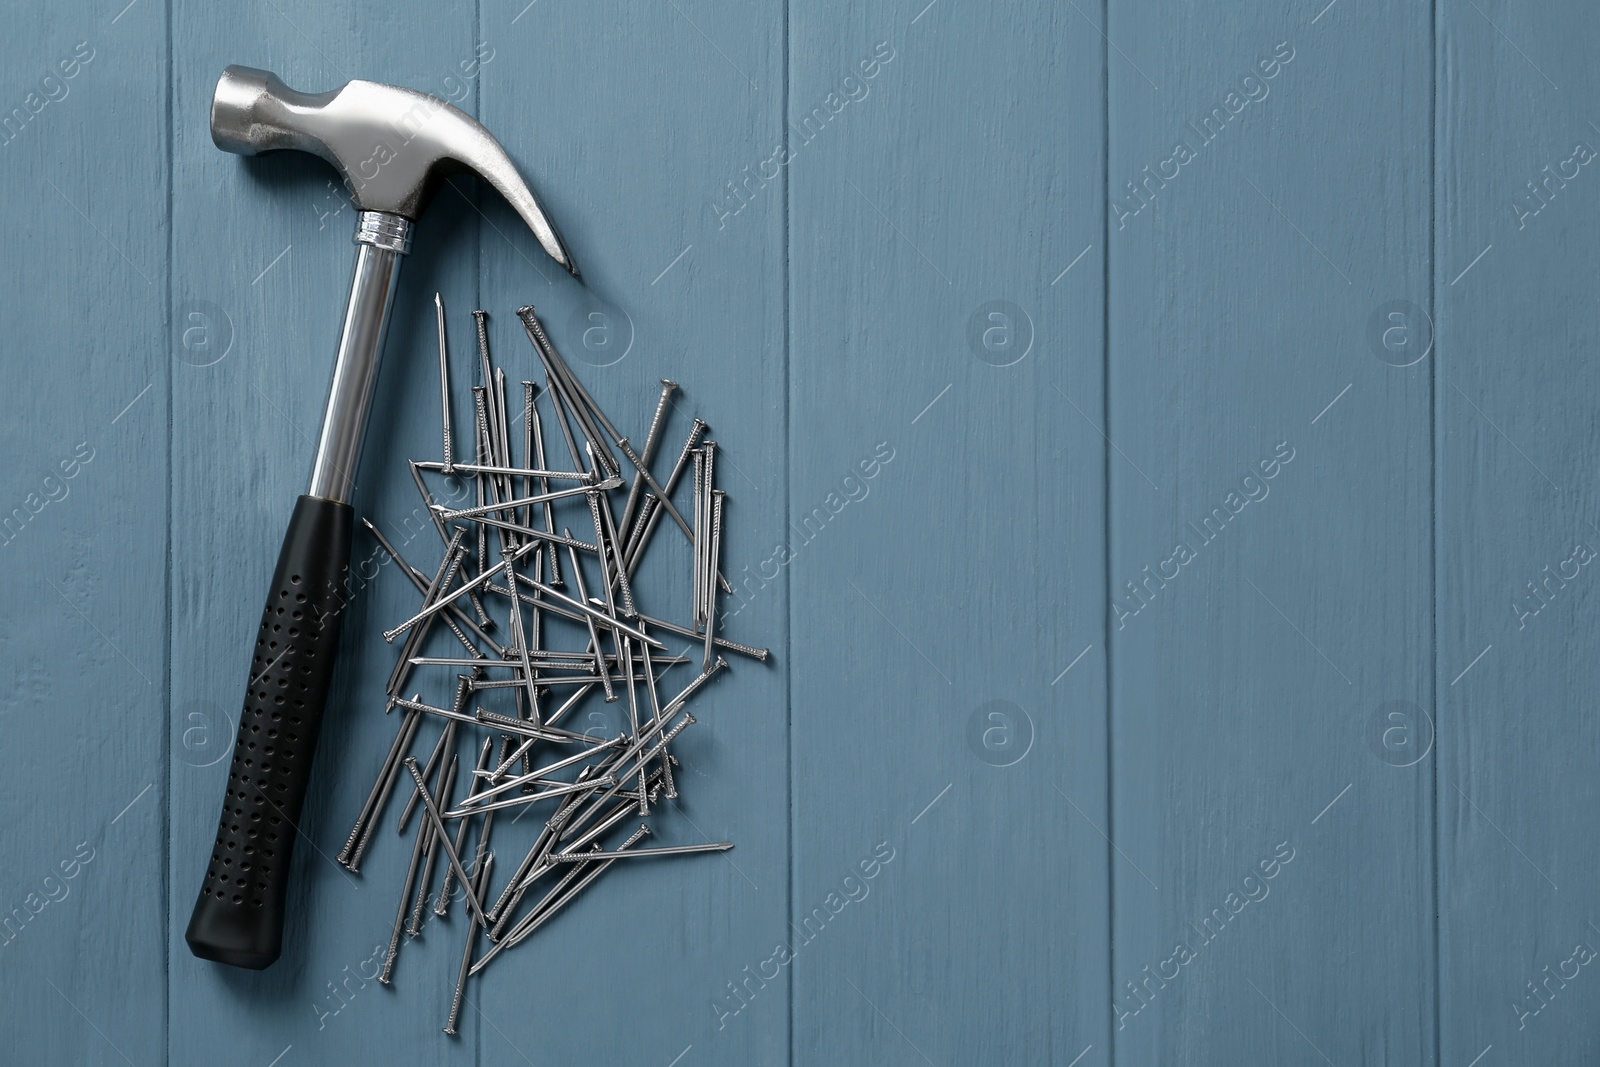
[0,3,169,1063]
[166,4,478,1062]
[1106,2,1435,1062]
[1437,4,1600,1062]
[471,2,790,1065]
[789,3,1108,1063]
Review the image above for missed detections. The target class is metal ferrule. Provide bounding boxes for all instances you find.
[355,210,414,254]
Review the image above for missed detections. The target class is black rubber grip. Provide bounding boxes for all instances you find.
[186,495,353,969]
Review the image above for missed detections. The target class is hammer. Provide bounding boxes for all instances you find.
[186,66,577,970]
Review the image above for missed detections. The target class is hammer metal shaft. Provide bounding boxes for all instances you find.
[308,213,413,503]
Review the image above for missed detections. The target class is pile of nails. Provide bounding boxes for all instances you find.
[335,299,765,1034]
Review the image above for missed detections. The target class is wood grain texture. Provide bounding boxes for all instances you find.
[1438,2,1600,1063]
[788,2,1107,1065]
[0,2,169,1064]
[1107,1,1435,1063]
[3,0,1600,1063]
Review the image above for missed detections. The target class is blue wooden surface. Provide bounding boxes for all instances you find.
[4,1,1600,1064]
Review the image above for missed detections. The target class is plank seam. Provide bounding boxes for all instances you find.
[1429,0,1442,1061]
[162,0,175,1058]
[1100,0,1115,1064]
[473,3,483,1064]
[782,0,794,1060]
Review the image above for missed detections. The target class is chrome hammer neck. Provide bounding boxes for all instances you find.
[307,211,414,502]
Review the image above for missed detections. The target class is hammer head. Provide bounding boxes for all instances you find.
[211,66,577,275]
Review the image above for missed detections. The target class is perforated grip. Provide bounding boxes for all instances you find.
[186,495,353,969]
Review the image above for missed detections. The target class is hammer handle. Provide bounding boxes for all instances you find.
[186,495,353,969]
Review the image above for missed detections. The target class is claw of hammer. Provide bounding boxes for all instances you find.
[211,65,577,275]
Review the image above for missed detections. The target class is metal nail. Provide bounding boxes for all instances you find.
[379,786,431,985]
[387,531,467,698]
[618,379,677,540]
[433,479,620,521]
[399,683,466,833]
[704,490,724,672]
[403,758,489,926]
[468,672,655,690]
[556,706,701,844]
[407,459,456,550]
[436,293,454,474]
[563,529,613,701]
[472,310,496,442]
[474,737,508,880]
[511,772,662,896]
[410,652,627,668]
[382,540,539,643]
[594,475,637,618]
[473,709,599,744]
[516,305,620,475]
[489,574,665,648]
[388,695,582,744]
[625,417,707,575]
[444,852,492,1036]
[472,734,624,794]
[639,641,675,801]
[364,515,503,657]
[631,607,767,660]
[520,826,651,934]
[580,447,623,622]
[471,385,498,594]
[436,737,493,915]
[549,841,732,862]
[412,459,589,480]
[479,825,650,973]
[479,850,596,972]
[445,775,616,817]
[698,441,722,602]
[621,639,648,813]
[520,381,563,587]
[617,432,696,552]
[339,702,421,871]
[409,753,457,936]
[692,446,705,629]
[486,684,597,779]
[487,768,595,932]
[454,519,599,554]
[493,367,514,504]
[501,554,541,722]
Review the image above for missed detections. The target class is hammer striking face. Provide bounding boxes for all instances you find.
[186,66,578,970]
